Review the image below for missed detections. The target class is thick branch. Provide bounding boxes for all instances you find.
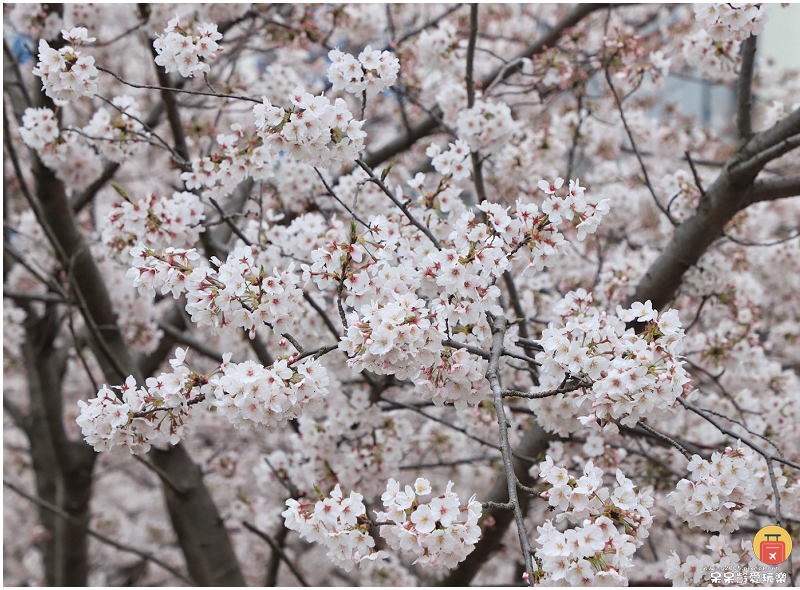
[148,445,246,586]
[737,35,757,139]
[4,479,195,586]
[628,109,800,310]
[746,174,800,204]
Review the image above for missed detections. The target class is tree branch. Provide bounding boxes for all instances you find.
[745,174,800,204]
[362,4,608,168]
[627,109,800,311]
[355,159,442,250]
[737,35,757,140]
[3,479,196,586]
[486,315,535,584]
[243,521,309,587]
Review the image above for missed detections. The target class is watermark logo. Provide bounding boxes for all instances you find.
[754,525,792,565]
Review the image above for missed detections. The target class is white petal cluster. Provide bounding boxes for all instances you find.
[32,28,97,102]
[282,485,387,572]
[186,245,304,336]
[253,86,366,166]
[426,138,472,180]
[76,349,201,455]
[665,536,758,586]
[694,3,768,42]
[414,348,488,410]
[8,3,63,39]
[328,46,400,98]
[376,479,482,568]
[180,124,273,199]
[416,20,463,77]
[534,289,690,430]
[210,357,329,429]
[3,302,27,363]
[456,99,518,153]
[536,177,610,241]
[534,457,653,586]
[667,446,759,533]
[128,245,305,337]
[18,106,103,191]
[103,191,205,262]
[19,107,59,149]
[681,29,740,79]
[339,293,442,379]
[127,246,199,298]
[77,348,329,454]
[153,16,222,78]
[82,95,146,163]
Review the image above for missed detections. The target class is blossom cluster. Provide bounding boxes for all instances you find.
[694,3,768,42]
[533,457,654,586]
[209,356,329,429]
[426,138,471,180]
[665,536,757,586]
[77,348,330,453]
[8,3,62,39]
[282,484,387,572]
[153,16,223,78]
[301,228,381,293]
[681,29,740,79]
[425,179,608,300]
[18,107,102,191]
[18,107,59,149]
[535,177,609,241]
[82,95,146,163]
[103,191,205,262]
[534,289,690,431]
[416,20,462,77]
[376,479,483,568]
[667,446,759,533]
[413,348,488,410]
[328,46,400,98]
[127,246,199,298]
[339,292,442,380]
[128,244,305,338]
[75,349,202,455]
[456,99,518,153]
[180,124,274,199]
[32,28,97,102]
[253,87,366,166]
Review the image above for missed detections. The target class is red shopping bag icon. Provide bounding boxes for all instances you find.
[760,534,786,565]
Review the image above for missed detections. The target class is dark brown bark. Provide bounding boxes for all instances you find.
[149,445,247,586]
[627,108,800,310]
[15,65,245,587]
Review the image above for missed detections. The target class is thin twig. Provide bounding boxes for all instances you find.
[97,66,261,103]
[684,151,706,197]
[355,159,442,250]
[242,521,309,587]
[503,381,584,400]
[3,479,195,586]
[605,60,675,225]
[638,423,692,460]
